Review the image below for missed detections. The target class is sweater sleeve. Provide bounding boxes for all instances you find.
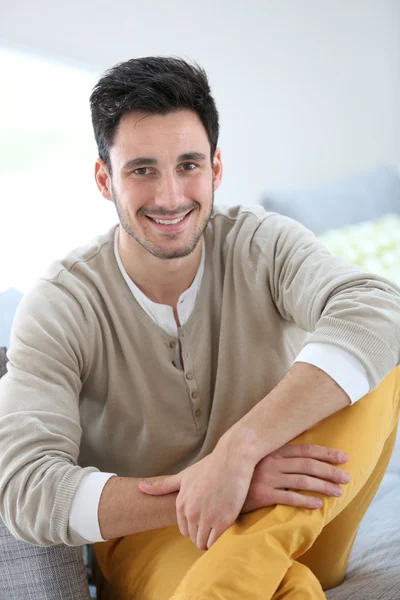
[0,274,99,546]
[250,213,400,389]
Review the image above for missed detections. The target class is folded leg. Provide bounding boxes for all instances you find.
[94,367,400,600]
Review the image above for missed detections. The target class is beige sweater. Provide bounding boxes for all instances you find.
[1,205,400,547]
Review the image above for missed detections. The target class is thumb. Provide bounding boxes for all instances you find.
[139,475,181,496]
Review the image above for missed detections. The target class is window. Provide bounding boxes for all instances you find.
[0,48,116,293]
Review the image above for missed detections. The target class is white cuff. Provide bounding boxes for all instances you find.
[69,472,117,542]
[294,343,370,404]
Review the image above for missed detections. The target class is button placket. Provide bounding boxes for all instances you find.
[168,338,181,369]
[188,382,201,423]
[179,329,203,427]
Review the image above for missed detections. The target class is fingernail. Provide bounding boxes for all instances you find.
[341,472,351,483]
[334,487,342,497]
[313,499,323,508]
[339,452,349,463]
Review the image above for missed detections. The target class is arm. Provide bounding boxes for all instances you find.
[231,212,400,456]
[255,213,400,389]
[98,476,177,540]
[97,440,350,541]
[225,361,350,464]
[0,278,97,546]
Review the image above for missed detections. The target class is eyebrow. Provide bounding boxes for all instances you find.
[122,152,208,171]
[177,152,207,162]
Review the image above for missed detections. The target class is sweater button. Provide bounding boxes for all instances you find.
[186,372,193,380]
[191,390,199,399]
[195,409,202,417]
[169,341,176,349]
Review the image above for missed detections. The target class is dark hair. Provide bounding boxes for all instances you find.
[90,56,219,172]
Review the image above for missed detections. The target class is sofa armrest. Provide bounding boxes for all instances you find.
[0,348,91,598]
[0,517,91,599]
[0,347,8,378]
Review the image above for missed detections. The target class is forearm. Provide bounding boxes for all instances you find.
[221,362,350,464]
[98,476,178,540]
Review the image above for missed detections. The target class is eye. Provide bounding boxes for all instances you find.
[179,162,197,172]
[133,167,153,175]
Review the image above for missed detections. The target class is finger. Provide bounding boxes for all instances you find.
[278,444,348,464]
[278,458,351,484]
[207,527,221,549]
[176,505,189,538]
[187,519,199,547]
[281,474,343,498]
[139,475,180,495]
[206,516,233,549]
[269,489,323,509]
[196,525,211,551]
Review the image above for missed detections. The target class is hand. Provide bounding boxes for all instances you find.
[139,438,255,551]
[241,443,350,513]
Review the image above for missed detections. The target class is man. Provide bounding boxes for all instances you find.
[0,57,400,600]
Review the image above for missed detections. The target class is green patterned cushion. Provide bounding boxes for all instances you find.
[318,214,400,285]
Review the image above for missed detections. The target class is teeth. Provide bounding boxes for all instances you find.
[152,215,185,225]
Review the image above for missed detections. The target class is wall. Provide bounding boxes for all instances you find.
[1,0,399,208]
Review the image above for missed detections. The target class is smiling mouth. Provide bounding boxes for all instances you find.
[145,209,193,225]
[150,215,186,225]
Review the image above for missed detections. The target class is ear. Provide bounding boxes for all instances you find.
[212,148,223,192]
[95,158,113,201]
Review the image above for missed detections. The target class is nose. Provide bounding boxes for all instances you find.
[153,172,185,213]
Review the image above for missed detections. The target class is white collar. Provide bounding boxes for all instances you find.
[113,226,205,336]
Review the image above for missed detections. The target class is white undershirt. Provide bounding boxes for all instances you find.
[69,226,370,543]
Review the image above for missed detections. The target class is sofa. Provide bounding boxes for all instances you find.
[1,164,400,598]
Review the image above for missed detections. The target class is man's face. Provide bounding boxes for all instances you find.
[96,109,222,260]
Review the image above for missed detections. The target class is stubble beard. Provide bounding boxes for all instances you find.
[112,182,214,260]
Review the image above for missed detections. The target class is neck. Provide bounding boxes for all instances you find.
[117,228,203,307]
